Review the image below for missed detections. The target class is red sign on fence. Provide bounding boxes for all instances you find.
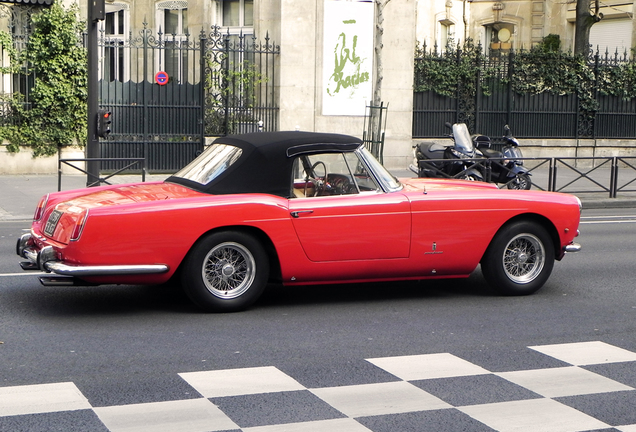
[155,71,169,85]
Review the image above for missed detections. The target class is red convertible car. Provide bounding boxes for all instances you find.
[16,131,581,312]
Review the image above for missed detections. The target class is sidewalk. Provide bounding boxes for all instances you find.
[0,174,168,221]
[1,172,634,221]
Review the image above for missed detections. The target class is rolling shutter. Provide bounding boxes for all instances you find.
[590,19,632,56]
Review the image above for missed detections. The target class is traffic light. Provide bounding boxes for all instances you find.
[91,0,105,21]
[97,109,112,138]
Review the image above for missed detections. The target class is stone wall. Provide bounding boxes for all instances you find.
[258,0,416,170]
[0,146,85,175]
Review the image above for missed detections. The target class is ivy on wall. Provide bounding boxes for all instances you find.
[414,39,482,98]
[414,35,636,112]
[0,3,87,157]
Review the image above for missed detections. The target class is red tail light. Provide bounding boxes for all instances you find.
[70,210,89,241]
[33,195,49,221]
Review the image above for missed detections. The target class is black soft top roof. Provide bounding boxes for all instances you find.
[167,131,363,197]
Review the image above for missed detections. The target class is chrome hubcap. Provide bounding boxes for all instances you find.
[202,242,256,299]
[502,233,545,284]
[221,263,235,278]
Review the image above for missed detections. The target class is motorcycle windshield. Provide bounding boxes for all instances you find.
[453,123,474,156]
[503,146,523,159]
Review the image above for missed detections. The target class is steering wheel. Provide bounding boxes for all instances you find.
[305,161,327,197]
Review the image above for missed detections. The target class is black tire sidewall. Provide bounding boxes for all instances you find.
[520,174,532,190]
[481,221,555,296]
[507,174,532,190]
[181,231,269,312]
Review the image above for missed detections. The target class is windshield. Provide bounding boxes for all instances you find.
[173,143,243,185]
[359,147,402,192]
[452,123,474,156]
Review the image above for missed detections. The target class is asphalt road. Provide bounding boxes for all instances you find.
[1,209,636,431]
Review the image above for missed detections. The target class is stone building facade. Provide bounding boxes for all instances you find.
[2,0,635,172]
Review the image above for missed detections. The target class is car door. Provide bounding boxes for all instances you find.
[288,152,411,262]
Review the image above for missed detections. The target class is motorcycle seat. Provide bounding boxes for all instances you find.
[480,148,503,159]
[418,142,448,153]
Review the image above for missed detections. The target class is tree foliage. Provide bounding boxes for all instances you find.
[0,3,87,157]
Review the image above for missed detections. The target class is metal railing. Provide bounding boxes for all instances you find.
[60,155,636,199]
[412,156,636,198]
[58,158,146,191]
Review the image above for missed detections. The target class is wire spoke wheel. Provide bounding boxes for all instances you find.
[481,221,554,296]
[202,242,256,299]
[502,233,545,284]
[182,231,269,312]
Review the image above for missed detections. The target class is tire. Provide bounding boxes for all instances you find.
[481,221,555,296]
[181,231,269,312]
[507,173,532,190]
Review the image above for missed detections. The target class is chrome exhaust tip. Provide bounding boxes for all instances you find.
[39,276,77,286]
[20,261,40,271]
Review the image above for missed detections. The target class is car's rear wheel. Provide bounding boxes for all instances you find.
[481,221,555,296]
[181,231,269,312]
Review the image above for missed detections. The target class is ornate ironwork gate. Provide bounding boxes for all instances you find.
[98,24,280,173]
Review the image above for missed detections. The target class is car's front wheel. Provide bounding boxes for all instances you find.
[481,221,555,296]
[181,231,269,312]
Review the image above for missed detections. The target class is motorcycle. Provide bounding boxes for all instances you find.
[410,123,532,190]
[409,122,484,182]
[471,125,532,190]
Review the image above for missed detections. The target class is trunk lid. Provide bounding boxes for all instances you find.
[40,182,202,244]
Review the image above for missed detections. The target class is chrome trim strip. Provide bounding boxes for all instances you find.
[43,261,169,276]
[563,243,581,253]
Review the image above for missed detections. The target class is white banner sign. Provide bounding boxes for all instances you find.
[323,0,374,116]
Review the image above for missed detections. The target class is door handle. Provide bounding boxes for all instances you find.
[290,210,314,218]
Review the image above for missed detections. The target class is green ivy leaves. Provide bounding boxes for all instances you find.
[0,3,87,157]
[414,39,635,118]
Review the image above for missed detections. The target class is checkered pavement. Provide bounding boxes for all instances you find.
[2,341,636,432]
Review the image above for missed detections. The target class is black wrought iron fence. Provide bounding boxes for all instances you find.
[1,15,280,173]
[410,156,636,198]
[413,47,635,140]
[98,24,280,173]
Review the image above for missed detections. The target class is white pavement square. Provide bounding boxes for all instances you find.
[497,366,634,398]
[530,340,636,365]
[458,398,609,432]
[93,398,238,432]
[179,366,306,398]
[367,352,490,380]
[0,382,91,417]
[310,381,451,418]
[243,418,373,432]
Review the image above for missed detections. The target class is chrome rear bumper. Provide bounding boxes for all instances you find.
[16,233,169,277]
